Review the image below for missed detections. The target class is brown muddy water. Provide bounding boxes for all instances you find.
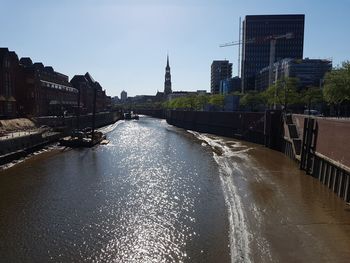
[1,116,350,263]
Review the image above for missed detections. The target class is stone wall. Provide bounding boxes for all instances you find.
[34,111,121,134]
[293,114,350,169]
[166,110,274,145]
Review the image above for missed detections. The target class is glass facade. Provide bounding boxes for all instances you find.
[242,15,305,92]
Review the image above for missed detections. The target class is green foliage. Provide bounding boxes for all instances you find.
[263,77,300,109]
[300,86,324,109]
[323,61,350,105]
[208,94,224,108]
[231,91,243,96]
[163,95,198,110]
[239,91,266,111]
[163,94,224,110]
[195,95,209,110]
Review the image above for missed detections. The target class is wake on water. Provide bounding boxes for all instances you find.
[187,130,253,263]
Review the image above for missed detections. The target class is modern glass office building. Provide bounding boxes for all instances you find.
[241,14,305,92]
[211,60,232,94]
[255,58,332,91]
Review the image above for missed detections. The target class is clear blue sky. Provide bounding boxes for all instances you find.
[1,0,349,97]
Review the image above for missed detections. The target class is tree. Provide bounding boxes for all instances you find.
[263,77,300,110]
[208,94,225,109]
[300,86,323,112]
[239,91,266,111]
[194,95,209,110]
[323,61,350,115]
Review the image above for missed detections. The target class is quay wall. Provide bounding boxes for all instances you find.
[140,109,349,203]
[293,115,350,169]
[0,111,121,165]
[35,111,121,133]
[286,115,350,202]
[164,110,284,150]
[0,132,61,165]
[135,109,165,119]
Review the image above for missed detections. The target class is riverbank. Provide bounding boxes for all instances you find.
[188,130,350,262]
[0,116,230,263]
[0,111,121,166]
[1,116,349,262]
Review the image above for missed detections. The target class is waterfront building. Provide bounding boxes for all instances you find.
[167,90,210,101]
[84,73,108,112]
[71,72,108,114]
[0,48,20,118]
[111,96,120,105]
[164,55,172,96]
[255,58,332,91]
[120,90,127,103]
[1,47,111,118]
[241,14,305,92]
[19,58,78,116]
[219,77,241,95]
[211,60,232,94]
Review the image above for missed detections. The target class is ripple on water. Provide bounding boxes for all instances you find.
[0,117,230,263]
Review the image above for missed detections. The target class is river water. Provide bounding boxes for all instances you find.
[1,116,350,263]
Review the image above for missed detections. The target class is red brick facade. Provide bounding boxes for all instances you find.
[0,48,20,118]
[0,48,110,118]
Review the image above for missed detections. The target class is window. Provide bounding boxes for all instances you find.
[4,59,10,68]
[7,102,12,113]
[4,73,10,96]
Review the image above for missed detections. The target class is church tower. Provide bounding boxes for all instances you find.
[164,55,172,95]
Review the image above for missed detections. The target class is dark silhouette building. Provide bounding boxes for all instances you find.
[0,47,111,118]
[241,14,305,92]
[19,58,78,116]
[120,90,127,102]
[0,48,20,118]
[70,72,108,114]
[164,55,172,95]
[211,60,232,94]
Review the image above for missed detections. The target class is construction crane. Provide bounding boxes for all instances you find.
[220,32,294,89]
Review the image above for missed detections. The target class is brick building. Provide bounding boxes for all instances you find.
[18,58,78,116]
[0,47,111,118]
[0,48,20,118]
[71,72,108,114]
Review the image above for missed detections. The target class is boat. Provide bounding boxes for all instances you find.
[123,112,139,120]
[59,130,106,147]
[59,85,107,148]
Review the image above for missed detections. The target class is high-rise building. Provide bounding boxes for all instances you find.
[211,60,232,94]
[164,55,172,95]
[241,14,305,92]
[120,90,127,102]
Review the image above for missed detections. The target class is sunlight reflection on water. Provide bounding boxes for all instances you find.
[0,117,229,263]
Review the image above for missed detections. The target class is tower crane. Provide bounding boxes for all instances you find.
[220,32,294,91]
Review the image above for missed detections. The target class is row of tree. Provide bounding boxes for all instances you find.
[126,61,350,115]
[162,94,224,110]
[240,61,350,114]
[163,61,350,115]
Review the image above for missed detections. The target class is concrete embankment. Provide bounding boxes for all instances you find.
[34,111,121,134]
[0,132,61,165]
[140,109,350,203]
[164,110,283,151]
[0,111,121,166]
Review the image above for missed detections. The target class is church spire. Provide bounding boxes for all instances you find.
[164,54,172,95]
